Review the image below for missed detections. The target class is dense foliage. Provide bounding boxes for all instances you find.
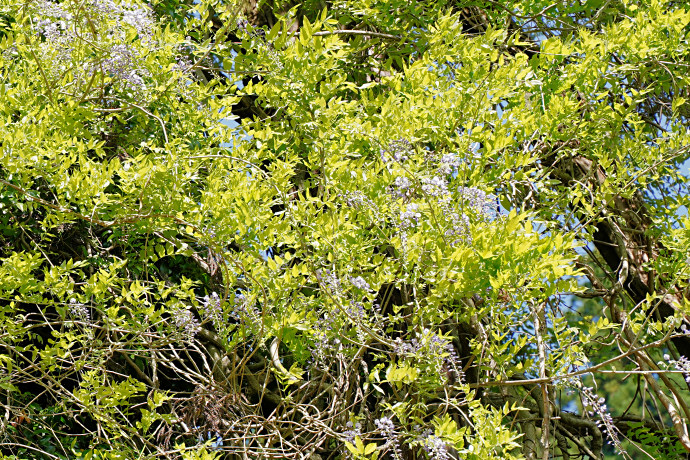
[2,0,690,458]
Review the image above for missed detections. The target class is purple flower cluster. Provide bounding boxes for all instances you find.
[387,170,490,250]
[400,203,421,229]
[445,210,471,244]
[346,301,369,343]
[87,0,154,37]
[69,298,91,323]
[375,416,403,460]
[664,354,690,383]
[423,434,450,460]
[170,305,200,341]
[421,176,448,197]
[443,343,465,383]
[346,301,366,320]
[121,4,154,37]
[393,329,446,355]
[35,0,153,40]
[342,190,381,219]
[457,186,495,219]
[236,18,250,31]
[310,311,341,367]
[228,292,259,327]
[32,1,75,62]
[343,421,362,444]
[32,0,154,88]
[317,269,342,293]
[438,154,461,175]
[580,385,622,452]
[343,190,366,208]
[201,292,223,328]
[393,330,464,384]
[102,44,146,87]
[392,176,413,199]
[172,54,193,73]
[350,276,371,292]
[34,17,70,43]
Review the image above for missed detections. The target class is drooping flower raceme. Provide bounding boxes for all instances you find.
[421,176,448,197]
[400,203,421,229]
[580,385,622,452]
[170,305,200,341]
[69,298,91,323]
[31,0,154,91]
[423,434,451,460]
[375,416,403,460]
[350,276,371,292]
[102,44,146,87]
[381,139,413,163]
[201,292,223,329]
[664,354,690,383]
[438,153,461,175]
[392,176,413,199]
[343,421,362,444]
[457,186,495,218]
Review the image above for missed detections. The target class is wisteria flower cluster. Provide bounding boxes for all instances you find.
[317,268,342,293]
[375,416,403,460]
[227,292,260,329]
[443,209,472,245]
[457,186,495,219]
[200,292,223,329]
[102,44,146,87]
[393,329,465,384]
[392,176,413,199]
[341,190,382,224]
[421,176,448,197]
[580,385,623,452]
[31,0,154,89]
[422,433,451,460]
[68,298,91,323]
[400,203,422,229]
[170,304,200,341]
[309,310,343,367]
[438,153,461,175]
[664,354,690,383]
[343,421,362,444]
[350,276,372,292]
[384,143,496,251]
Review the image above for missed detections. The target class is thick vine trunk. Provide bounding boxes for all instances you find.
[550,154,690,361]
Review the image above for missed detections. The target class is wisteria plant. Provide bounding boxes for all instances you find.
[1,0,690,459]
